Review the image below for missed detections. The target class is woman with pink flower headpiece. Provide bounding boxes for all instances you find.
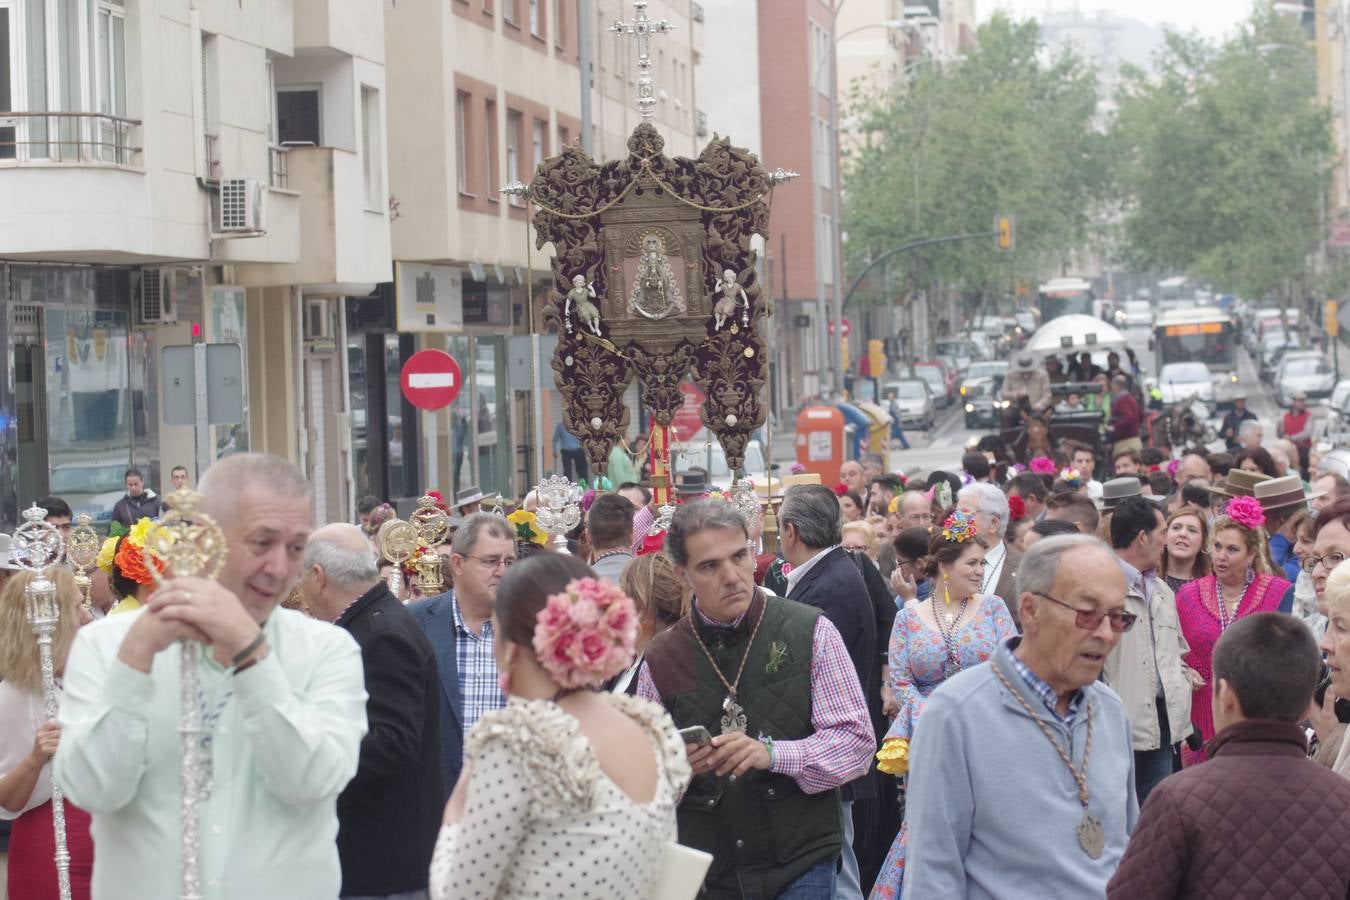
[1175,496,1290,765]
[428,554,690,900]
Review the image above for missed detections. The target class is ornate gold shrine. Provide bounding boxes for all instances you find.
[530,123,778,475]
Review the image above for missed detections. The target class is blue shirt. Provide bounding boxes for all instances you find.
[450,593,506,737]
[1007,636,1083,724]
[553,422,582,453]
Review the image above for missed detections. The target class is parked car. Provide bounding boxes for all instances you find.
[913,361,956,407]
[1259,336,1294,383]
[1156,361,1215,404]
[883,379,937,431]
[1275,352,1337,406]
[934,339,977,372]
[49,461,127,524]
[1319,379,1350,444]
[671,438,769,491]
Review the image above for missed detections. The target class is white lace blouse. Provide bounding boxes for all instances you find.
[429,693,690,900]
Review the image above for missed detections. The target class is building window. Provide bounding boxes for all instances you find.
[501,0,514,25]
[531,117,545,167]
[1,5,15,159]
[455,90,470,194]
[505,109,522,203]
[277,87,320,145]
[557,124,570,150]
[528,0,539,36]
[360,85,381,211]
[485,98,498,196]
[552,0,563,48]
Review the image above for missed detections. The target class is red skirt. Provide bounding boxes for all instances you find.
[8,799,93,900]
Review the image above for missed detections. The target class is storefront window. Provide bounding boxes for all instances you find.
[447,334,473,494]
[208,287,247,456]
[384,333,411,498]
[475,337,509,496]
[44,305,131,523]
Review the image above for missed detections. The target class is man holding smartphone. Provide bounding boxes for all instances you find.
[637,500,874,900]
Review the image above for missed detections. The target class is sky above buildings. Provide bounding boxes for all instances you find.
[981,0,1257,39]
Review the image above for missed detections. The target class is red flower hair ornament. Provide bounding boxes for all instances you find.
[1224,496,1266,530]
[533,577,639,689]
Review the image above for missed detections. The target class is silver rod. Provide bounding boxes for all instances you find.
[180,641,204,900]
[36,624,72,900]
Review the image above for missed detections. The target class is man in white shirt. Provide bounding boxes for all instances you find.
[957,483,1022,626]
[56,453,368,900]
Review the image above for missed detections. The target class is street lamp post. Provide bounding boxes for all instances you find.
[809,17,909,398]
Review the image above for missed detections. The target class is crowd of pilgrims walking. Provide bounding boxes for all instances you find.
[7,439,1350,898]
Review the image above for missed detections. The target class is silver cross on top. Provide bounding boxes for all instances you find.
[608,0,676,121]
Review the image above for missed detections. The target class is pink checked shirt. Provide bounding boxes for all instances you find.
[636,599,874,795]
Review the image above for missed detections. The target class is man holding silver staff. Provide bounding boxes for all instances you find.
[55,453,368,900]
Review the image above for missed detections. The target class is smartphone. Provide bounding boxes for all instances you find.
[1314,666,1350,724]
[678,725,713,746]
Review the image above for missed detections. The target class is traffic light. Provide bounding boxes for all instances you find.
[995,214,1015,252]
[868,339,886,378]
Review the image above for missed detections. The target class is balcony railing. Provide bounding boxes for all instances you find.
[0,111,142,166]
[269,144,289,189]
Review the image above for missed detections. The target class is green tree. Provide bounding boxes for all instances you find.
[842,15,1108,313]
[1112,10,1332,301]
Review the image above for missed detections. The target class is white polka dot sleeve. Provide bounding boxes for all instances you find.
[429,736,533,900]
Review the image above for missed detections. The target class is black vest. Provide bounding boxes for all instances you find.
[644,592,841,900]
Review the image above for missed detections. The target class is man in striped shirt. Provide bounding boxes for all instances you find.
[638,499,874,899]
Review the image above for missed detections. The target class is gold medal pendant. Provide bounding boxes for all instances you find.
[1078,812,1105,859]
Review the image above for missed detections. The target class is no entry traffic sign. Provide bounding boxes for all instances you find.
[401,349,463,411]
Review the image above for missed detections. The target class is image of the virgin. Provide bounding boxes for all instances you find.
[624,231,686,319]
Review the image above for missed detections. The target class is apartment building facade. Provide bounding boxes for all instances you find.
[0,0,392,531]
[379,0,700,502]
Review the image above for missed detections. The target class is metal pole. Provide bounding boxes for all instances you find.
[828,9,845,398]
[192,342,210,479]
[579,0,594,155]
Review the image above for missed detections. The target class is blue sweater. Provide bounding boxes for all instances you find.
[901,638,1139,899]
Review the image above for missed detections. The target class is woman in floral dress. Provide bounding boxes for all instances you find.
[870,511,1017,899]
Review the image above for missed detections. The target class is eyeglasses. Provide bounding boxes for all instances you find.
[896,558,918,569]
[1032,591,1137,633]
[467,554,515,571]
[1303,552,1350,574]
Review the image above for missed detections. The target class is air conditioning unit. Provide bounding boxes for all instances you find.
[136,269,179,325]
[217,177,266,234]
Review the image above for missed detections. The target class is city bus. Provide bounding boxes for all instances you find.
[1152,308,1239,404]
[1037,277,1096,323]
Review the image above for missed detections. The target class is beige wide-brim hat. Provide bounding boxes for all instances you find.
[1207,469,1271,499]
[1252,475,1322,513]
[1012,353,1038,372]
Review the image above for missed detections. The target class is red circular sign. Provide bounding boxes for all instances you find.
[400,349,463,411]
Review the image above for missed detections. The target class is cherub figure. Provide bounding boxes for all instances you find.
[565,274,601,336]
[712,269,749,331]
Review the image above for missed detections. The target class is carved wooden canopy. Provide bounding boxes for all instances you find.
[529,123,775,475]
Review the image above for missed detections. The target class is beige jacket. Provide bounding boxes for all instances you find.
[1103,571,1194,751]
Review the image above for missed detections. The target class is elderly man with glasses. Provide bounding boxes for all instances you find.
[410,513,517,800]
[901,534,1139,898]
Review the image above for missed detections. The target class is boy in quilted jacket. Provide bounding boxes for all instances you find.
[1108,613,1350,899]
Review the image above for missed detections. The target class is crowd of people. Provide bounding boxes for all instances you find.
[4,435,1350,898]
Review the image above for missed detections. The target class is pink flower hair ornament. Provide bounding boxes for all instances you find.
[1029,456,1056,475]
[1223,496,1266,530]
[532,577,639,689]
